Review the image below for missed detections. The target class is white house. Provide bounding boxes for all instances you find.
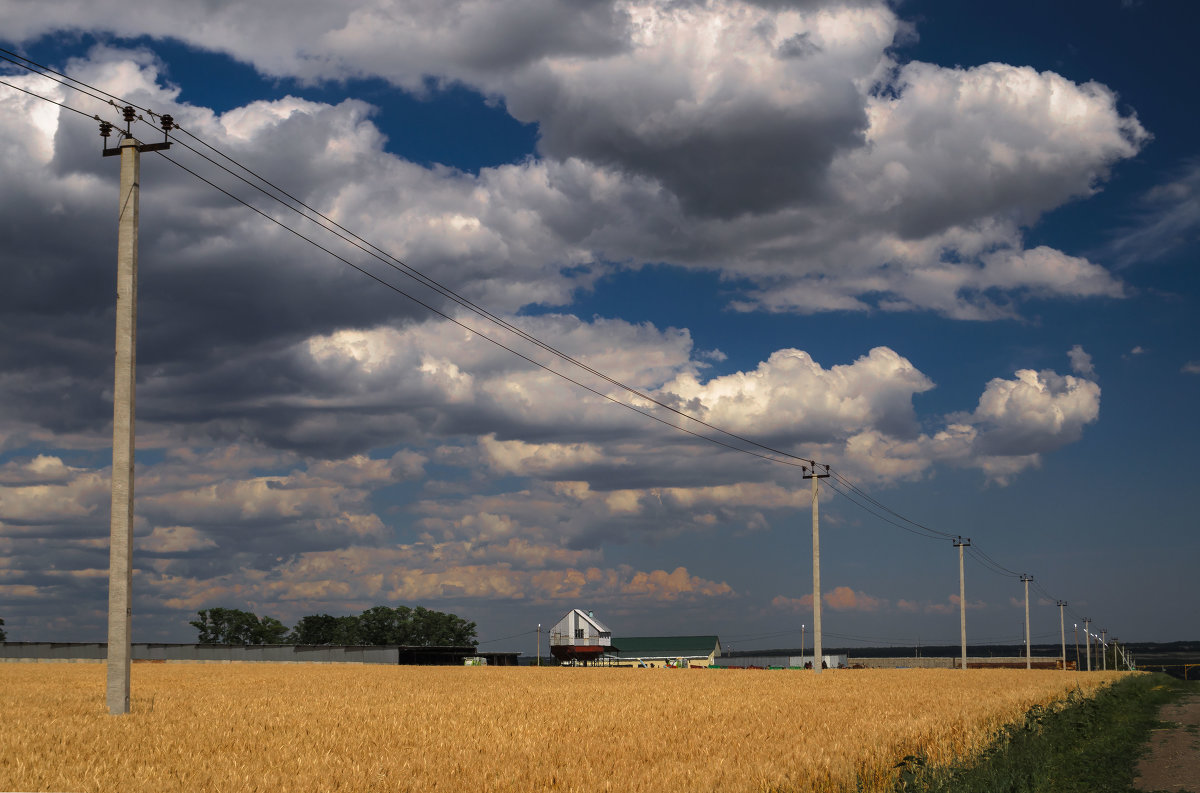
[549,609,612,665]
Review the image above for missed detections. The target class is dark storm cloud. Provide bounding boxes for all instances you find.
[446,0,630,72]
[534,94,866,218]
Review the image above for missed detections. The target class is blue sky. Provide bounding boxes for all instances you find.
[0,0,1196,653]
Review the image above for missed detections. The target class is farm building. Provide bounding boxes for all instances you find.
[549,609,613,665]
[604,635,722,668]
[0,642,519,666]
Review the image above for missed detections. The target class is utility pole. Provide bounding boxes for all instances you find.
[1083,617,1092,671]
[801,623,805,667]
[1020,574,1033,670]
[1114,639,1131,672]
[1057,601,1067,670]
[101,108,171,716]
[536,623,541,667]
[1101,629,1108,671]
[803,463,829,675]
[954,537,970,670]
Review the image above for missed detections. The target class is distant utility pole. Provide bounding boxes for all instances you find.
[536,623,541,667]
[1114,639,1131,672]
[1020,574,1033,670]
[1057,601,1068,670]
[801,623,805,666]
[1074,623,1079,670]
[1083,617,1092,671]
[803,463,829,675]
[100,108,172,716]
[954,537,970,670]
[1101,629,1108,671]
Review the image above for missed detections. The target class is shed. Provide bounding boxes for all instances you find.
[605,635,722,667]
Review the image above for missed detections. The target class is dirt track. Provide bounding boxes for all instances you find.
[1136,692,1200,792]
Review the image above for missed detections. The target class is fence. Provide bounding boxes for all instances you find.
[715,654,849,669]
[714,655,1069,670]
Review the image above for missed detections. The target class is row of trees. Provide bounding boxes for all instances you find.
[189,606,477,647]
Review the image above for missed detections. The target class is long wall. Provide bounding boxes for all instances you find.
[2,643,417,664]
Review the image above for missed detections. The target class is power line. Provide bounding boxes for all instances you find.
[820,477,949,541]
[0,58,1102,637]
[475,628,537,645]
[969,544,1022,578]
[829,470,957,540]
[0,45,821,471]
[0,64,813,471]
[155,150,811,468]
[966,546,1022,579]
[0,75,105,121]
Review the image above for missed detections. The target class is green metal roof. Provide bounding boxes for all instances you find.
[609,635,721,658]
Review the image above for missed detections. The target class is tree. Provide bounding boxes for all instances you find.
[358,605,413,645]
[288,613,361,645]
[258,616,289,645]
[409,606,477,646]
[0,616,6,642]
[190,607,289,645]
[287,605,478,647]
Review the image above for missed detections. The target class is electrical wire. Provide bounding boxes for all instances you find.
[475,629,538,645]
[968,544,1022,578]
[0,75,105,121]
[0,54,1104,635]
[6,66,808,471]
[0,45,821,471]
[154,151,810,468]
[819,477,949,541]
[829,470,957,540]
[965,547,1022,579]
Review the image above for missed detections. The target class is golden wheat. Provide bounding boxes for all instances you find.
[0,663,1124,792]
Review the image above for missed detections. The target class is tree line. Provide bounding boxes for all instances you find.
[189,605,477,647]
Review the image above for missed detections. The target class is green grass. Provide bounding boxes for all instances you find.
[892,674,1196,793]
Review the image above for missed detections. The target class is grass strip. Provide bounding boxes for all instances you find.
[892,673,1194,793]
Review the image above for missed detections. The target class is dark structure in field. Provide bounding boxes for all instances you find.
[0,642,519,666]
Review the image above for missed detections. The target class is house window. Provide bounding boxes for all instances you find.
[575,628,584,639]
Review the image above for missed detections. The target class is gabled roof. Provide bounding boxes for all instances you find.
[609,635,721,658]
[570,608,612,635]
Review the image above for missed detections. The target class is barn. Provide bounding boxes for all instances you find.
[604,635,722,667]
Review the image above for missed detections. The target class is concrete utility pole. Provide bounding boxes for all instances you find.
[1057,601,1067,670]
[801,623,805,667]
[536,623,541,667]
[1020,574,1033,670]
[1114,639,1130,672]
[803,463,829,675]
[954,537,970,670]
[1083,617,1092,671]
[1074,623,1080,669]
[1101,629,1108,671]
[101,108,171,716]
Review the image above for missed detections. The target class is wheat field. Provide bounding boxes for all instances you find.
[0,663,1125,792]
